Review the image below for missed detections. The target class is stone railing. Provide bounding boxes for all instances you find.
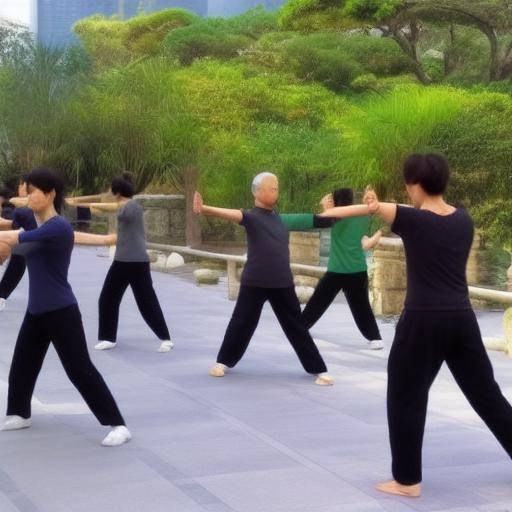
[146,237,512,357]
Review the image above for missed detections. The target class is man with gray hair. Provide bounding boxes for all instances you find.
[194,172,372,386]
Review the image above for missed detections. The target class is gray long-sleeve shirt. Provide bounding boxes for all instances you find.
[114,200,149,263]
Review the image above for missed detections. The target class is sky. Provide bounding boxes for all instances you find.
[0,0,31,27]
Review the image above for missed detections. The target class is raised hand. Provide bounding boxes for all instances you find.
[363,187,380,214]
[320,193,334,211]
[193,191,203,215]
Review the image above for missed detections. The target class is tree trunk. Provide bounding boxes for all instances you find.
[184,166,202,248]
[482,26,500,81]
[391,24,432,85]
[499,42,512,80]
[444,24,457,76]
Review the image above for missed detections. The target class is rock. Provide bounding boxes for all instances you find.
[369,28,383,37]
[166,252,185,269]
[194,268,220,285]
[424,49,444,60]
[503,308,512,346]
[346,28,365,36]
[151,252,168,270]
[295,286,314,304]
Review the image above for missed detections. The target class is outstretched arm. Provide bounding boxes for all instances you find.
[9,197,28,208]
[0,242,10,264]
[0,217,13,230]
[0,230,21,246]
[193,192,243,223]
[74,232,117,246]
[73,202,120,213]
[66,194,104,206]
[361,230,382,251]
[319,204,372,219]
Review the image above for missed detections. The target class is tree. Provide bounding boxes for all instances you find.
[73,9,198,70]
[344,0,512,81]
[280,0,512,83]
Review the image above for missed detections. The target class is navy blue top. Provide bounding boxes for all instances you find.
[12,207,37,231]
[17,216,77,314]
[239,207,294,288]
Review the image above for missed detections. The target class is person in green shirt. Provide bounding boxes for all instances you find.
[302,188,384,350]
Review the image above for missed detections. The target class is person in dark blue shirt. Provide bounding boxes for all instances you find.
[0,176,37,311]
[0,167,131,447]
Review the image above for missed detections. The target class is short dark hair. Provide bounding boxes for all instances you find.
[0,187,14,200]
[403,153,450,195]
[333,188,354,207]
[111,172,135,198]
[26,167,65,213]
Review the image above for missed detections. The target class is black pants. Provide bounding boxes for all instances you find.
[217,285,327,374]
[7,304,125,426]
[0,255,26,299]
[98,261,170,343]
[388,309,512,485]
[302,271,381,341]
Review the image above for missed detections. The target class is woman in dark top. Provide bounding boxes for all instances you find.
[322,154,512,497]
[71,174,172,353]
[0,167,131,447]
[0,176,37,312]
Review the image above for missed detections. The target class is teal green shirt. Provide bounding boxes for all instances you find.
[279,213,315,231]
[328,216,371,274]
[279,213,374,274]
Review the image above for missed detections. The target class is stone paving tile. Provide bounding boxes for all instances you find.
[1,246,512,512]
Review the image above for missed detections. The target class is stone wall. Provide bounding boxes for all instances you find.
[289,231,321,266]
[371,240,407,316]
[135,194,186,245]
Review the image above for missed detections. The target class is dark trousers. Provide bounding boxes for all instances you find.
[388,309,512,485]
[7,304,125,426]
[0,255,26,299]
[302,271,381,341]
[217,285,327,374]
[98,261,170,343]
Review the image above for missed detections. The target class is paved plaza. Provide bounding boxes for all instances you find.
[0,247,511,512]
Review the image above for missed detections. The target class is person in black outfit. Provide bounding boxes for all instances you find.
[322,154,512,498]
[0,168,131,447]
[0,176,36,311]
[193,172,372,386]
[0,187,15,220]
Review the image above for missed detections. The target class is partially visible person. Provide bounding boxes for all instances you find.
[0,176,37,312]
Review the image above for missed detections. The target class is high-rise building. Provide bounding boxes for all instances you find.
[207,0,284,17]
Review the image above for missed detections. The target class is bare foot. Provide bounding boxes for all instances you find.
[209,363,227,377]
[375,480,421,498]
[314,374,333,386]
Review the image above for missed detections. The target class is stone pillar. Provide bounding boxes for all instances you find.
[289,231,320,266]
[372,239,407,316]
[135,194,186,245]
[466,232,484,286]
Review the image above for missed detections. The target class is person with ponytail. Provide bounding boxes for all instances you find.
[0,167,131,447]
[74,173,173,353]
[301,187,384,350]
